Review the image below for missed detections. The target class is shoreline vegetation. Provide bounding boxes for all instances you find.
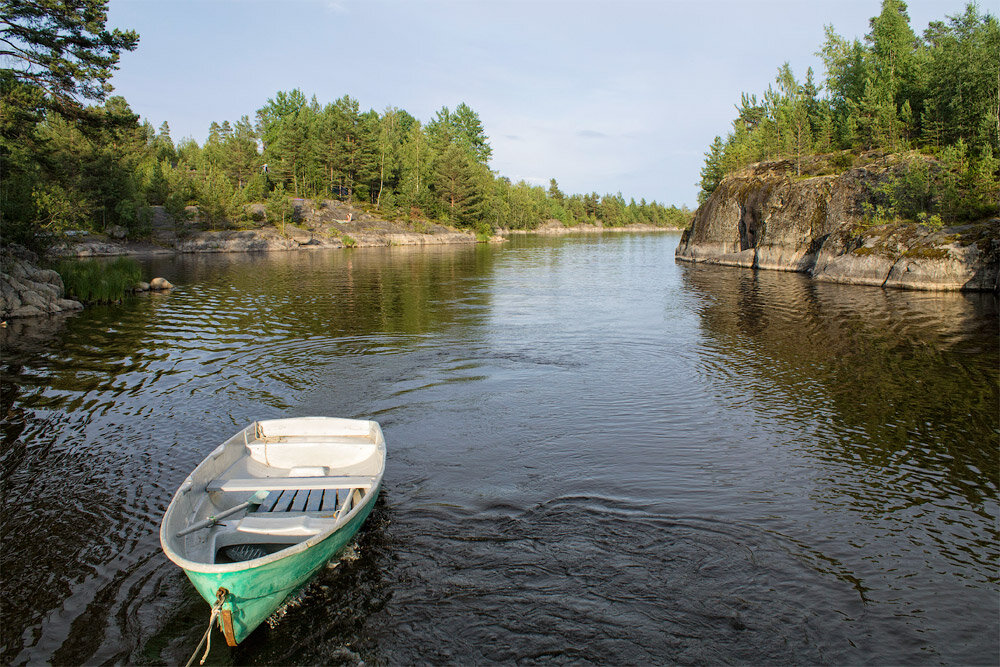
[1,5,691,258]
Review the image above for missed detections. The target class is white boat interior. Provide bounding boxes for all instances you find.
[160,417,385,567]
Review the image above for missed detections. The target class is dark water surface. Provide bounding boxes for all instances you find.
[2,233,997,665]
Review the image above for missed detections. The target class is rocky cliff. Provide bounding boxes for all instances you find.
[675,158,999,291]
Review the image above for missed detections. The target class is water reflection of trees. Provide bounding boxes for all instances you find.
[681,264,999,511]
[4,246,495,425]
[139,245,493,341]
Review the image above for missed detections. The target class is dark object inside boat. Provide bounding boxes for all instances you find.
[220,544,269,562]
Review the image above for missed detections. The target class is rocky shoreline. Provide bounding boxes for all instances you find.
[58,200,484,259]
[0,200,506,321]
[59,206,683,259]
[0,247,84,320]
[675,158,999,291]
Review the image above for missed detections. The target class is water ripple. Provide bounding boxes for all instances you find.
[1,238,997,665]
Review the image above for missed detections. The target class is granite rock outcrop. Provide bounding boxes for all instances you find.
[675,158,999,291]
[1,247,83,319]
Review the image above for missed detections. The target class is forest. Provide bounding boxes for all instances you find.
[698,0,999,225]
[1,3,688,251]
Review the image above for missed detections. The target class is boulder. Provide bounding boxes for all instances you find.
[149,277,174,290]
[56,298,84,311]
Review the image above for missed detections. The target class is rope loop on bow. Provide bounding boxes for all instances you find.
[184,588,228,667]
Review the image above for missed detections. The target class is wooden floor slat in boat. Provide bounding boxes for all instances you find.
[320,489,340,512]
[252,488,355,514]
[305,490,323,512]
[290,490,308,512]
[256,490,283,513]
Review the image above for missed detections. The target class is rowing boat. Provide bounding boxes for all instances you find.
[159,417,385,646]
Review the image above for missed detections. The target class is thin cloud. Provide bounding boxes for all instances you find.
[324,0,349,14]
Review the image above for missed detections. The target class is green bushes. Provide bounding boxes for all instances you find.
[863,147,1000,226]
[697,2,1000,209]
[56,256,142,303]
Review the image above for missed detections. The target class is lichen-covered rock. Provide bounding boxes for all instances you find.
[883,235,999,291]
[676,158,999,291]
[1,246,83,319]
[71,241,128,256]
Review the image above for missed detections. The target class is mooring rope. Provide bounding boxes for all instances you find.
[184,589,228,667]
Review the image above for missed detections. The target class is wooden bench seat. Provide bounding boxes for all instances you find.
[205,475,375,493]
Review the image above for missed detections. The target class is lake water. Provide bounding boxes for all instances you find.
[1,232,997,665]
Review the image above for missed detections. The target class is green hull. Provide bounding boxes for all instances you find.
[183,490,378,644]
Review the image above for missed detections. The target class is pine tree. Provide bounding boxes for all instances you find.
[698,136,726,204]
[432,143,485,225]
[547,178,564,201]
[333,95,362,201]
[225,116,259,189]
[1,0,139,117]
[375,107,404,208]
[1,0,139,246]
[452,102,492,164]
[867,0,922,109]
[266,182,293,233]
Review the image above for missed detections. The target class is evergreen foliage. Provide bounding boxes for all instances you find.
[2,2,689,248]
[1,0,140,249]
[698,0,999,224]
[1,0,138,116]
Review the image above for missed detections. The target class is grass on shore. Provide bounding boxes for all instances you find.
[56,257,142,303]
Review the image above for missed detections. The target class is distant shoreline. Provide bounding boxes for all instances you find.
[503,221,684,236]
[56,213,685,259]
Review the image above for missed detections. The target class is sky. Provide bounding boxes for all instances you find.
[106,0,976,208]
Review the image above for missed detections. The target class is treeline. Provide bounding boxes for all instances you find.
[698,0,999,224]
[137,91,690,233]
[1,2,688,251]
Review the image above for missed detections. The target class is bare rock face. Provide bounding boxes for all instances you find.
[676,158,999,291]
[175,230,301,253]
[1,246,84,319]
